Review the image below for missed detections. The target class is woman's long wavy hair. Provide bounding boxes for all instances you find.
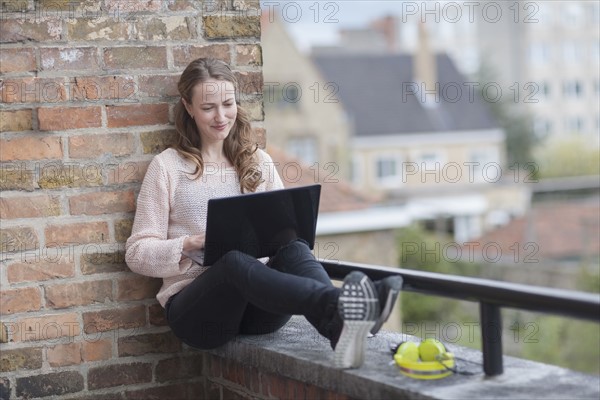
[173,58,262,193]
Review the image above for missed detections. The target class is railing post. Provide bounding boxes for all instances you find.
[480,302,503,376]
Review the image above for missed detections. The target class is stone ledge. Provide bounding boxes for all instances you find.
[207,316,600,400]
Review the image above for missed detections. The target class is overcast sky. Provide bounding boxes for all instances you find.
[261,0,405,51]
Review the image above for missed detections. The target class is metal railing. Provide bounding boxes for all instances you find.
[319,259,600,376]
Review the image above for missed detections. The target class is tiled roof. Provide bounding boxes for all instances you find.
[469,200,600,261]
[266,146,375,213]
[312,53,499,136]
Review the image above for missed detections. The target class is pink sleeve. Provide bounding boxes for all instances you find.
[125,156,190,278]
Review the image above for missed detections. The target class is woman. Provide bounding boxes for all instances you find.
[125,58,402,369]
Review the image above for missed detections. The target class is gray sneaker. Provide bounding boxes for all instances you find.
[370,275,403,335]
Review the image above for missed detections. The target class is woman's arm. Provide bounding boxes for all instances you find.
[125,156,192,278]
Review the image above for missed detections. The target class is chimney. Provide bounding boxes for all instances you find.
[369,15,398,53]
[414,22,438,107]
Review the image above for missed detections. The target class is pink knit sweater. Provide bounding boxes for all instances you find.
[125,147,284,307]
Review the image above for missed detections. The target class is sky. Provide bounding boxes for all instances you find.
[261,0,405,51]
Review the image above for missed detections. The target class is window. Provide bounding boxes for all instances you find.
[375,154,402,187]
[563,41,584,64]
[563,80,584,98]
[534,117,553,138]
[469,149,500,183]
[565,116,585,133]
[286,136,318,165]
[537,3,553,26]
[540,81,551,99]
[416,151,445,169]
[529,43,551,65]
[350,156,363,186]
[562,3,583,28]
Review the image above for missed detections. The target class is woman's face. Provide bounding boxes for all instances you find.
[184,79,237,144]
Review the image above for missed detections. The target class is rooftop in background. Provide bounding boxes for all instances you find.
[312,53,499,137]
[267,146,376,213]
[470,198,600,261]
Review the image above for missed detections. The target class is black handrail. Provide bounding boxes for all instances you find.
[319,259,600,376]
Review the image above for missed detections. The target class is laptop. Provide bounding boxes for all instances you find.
[184,184,321,266]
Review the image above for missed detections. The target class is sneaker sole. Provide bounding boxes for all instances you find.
[334,272,379,369]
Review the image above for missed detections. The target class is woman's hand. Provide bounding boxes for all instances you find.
[183,234,206,253]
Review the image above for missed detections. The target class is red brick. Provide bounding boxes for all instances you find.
[88,362,152,389]
[0,19,62,42]
[0,77,67,103]
[138,74,179,97]
[40,47,99,71]
[67,17,129,41]
[15,371,84,398]
[0,287,42,315]
[80,250,127,275]
[0,195,61,219]
[236,44,262,66]
[0,347,43,372]
[118,331,181,357]
[45,221,109,246]
[103,46,167,70]
[38,106,102,131]
[45,280,113,309]
[47,342,82,367]
[69,75,136,102]
[0,164,35,191]
[36,161,103,189]
[0,109,33,132]
[125,385,187,400]
[133,16,193,41]
[106,103,169,127]
[116,274,161,301]
[203,15,260,38]
[36,0,82,11]
[82,305,146,334]
[107,161,149,186]
[69,133,134,159]
[0,136,63,161]
[235,71,263,94]
[148,303,167,326]
[208,354,223,378]
[0,226,39,253]
[14,312,80,342]
[0,48,36,73]
[69,190,135,216]
[140,130,177,154]
[7,259,75,283]
[167,0,199,11]
[81,339,112,362]
[172,44,231,67]
[155,353,208,382]
[105,0,161,12]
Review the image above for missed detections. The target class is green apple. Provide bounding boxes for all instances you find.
[396,341,420,362]
[419,339,446,362]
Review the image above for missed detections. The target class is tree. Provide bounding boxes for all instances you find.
[534,136,600,178]
[397,226,477,322]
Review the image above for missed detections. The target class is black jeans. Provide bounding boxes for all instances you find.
[165,239,340,349]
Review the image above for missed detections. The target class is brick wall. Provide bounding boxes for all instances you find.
[0,1,265,398]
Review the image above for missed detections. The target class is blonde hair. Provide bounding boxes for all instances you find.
[173,58,262,193]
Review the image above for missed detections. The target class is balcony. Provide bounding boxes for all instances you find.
[187,260,600,399]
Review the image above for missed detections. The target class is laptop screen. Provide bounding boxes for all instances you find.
[201,184,321,266]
